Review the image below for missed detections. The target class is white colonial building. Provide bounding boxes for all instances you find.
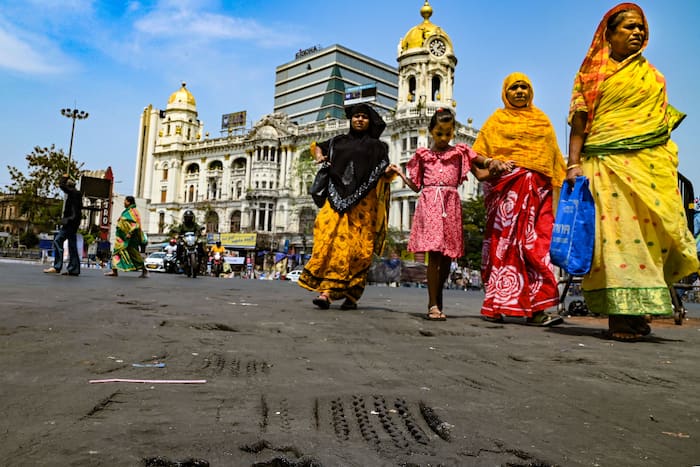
[132,1,479,259]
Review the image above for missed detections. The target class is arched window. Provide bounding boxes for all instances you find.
[408,76,416,101]
[432,75,441,101]
[208,160,223,171]
[299,207,316,235]
[230,211,242,232]
[205,211,219,234]
[186,163,199,174]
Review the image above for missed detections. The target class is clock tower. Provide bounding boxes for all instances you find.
[396,0,457,115]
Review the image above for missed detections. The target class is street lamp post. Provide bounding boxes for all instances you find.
[60,107,89,171]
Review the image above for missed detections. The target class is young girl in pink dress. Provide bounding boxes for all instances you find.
[394,108,511,320]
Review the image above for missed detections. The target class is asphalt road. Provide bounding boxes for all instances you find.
[1,260,699,466]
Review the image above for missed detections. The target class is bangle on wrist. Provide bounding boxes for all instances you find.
[567,163,581,170]
[483,157,493,169]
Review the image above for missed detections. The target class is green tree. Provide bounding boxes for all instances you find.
[462,195,486,269]
[3,145,83,233]
[294,146,318,184]
[381,227,407,257]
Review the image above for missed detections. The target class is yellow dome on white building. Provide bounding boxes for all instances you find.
[167,82,196,107]
[400,1,453,52]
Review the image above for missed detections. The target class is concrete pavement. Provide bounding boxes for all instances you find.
[1,260,699,466]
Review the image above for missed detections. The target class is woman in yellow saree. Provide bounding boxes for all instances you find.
[566,3,698,340]
[299,104,395,310]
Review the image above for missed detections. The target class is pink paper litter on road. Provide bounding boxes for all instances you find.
[89,378,207,384]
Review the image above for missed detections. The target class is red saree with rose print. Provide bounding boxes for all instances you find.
[480,167,560,318]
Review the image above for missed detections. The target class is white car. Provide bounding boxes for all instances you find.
[286,270,302,282]
[144,252,166,272]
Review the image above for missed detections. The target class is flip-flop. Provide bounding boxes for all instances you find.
[312,295,331,310]
[425,306,447,321]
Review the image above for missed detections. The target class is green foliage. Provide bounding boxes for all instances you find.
[4,145,83,231]
[19,230,39,248]
[381,227,406,257]
[294,146,318,181]
[461,195,486,269]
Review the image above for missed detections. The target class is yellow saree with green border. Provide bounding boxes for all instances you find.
[579,56,698,316]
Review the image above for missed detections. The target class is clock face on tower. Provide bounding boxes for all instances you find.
[429,38,446,57]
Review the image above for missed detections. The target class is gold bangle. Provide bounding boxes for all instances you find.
[483,158,493,169]
[567,163,581,170]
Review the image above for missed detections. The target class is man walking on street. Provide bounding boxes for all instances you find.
[44,174,82,276]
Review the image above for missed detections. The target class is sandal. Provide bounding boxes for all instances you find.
[625,316,651,336]
[425,305,447,321]
[604,330,645,342]
[605,315,647,341]
[526,312,564,327]
[104,271,118,277]
[312,294,331,310]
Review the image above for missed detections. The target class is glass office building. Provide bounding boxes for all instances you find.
[274,44,398,124]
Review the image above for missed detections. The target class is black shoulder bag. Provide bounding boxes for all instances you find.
[309,138,335,208]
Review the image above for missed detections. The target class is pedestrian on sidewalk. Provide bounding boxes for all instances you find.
[43,174,82,277]
[105,196,148,278]
[472,72,566,326]
[395,108,511,321]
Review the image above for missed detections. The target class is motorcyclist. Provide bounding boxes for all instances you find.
[210,241,225,256]
[163,238,179,273]
[164,238,178,255]
[176,210,205,274]
[209,241,226,277]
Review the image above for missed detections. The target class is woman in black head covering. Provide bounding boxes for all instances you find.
[299,103,398,310]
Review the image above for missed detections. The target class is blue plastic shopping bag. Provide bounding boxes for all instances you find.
[550,176,595,275]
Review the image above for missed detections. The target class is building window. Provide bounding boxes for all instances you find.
[160,189,167,203]
[188,185,194,203]
[410,137,418,150]
[158,212,165,234]
[206,211,219,233]
[163,168,168,180]
[230,211,241,232]
[267,203,274,232]
[432,75,441,101]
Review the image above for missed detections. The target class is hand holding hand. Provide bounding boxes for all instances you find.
[489,159,514,175]
[311,142,327,164]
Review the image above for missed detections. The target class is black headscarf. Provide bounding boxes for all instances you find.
[318,104,389,213]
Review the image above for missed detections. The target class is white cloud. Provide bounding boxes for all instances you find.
[133,3,303,47]
[0,24,65,74]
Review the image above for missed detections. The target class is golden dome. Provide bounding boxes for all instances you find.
[168,82,196,106]
[400,1,453,52]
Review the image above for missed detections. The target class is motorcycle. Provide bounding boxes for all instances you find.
[181,232,199,278]
[211,252,224,277]
[163,250,179,274]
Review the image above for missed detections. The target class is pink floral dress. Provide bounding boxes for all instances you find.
[407,144,477,258]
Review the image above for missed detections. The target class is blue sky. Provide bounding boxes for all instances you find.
[2,0,699,194]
